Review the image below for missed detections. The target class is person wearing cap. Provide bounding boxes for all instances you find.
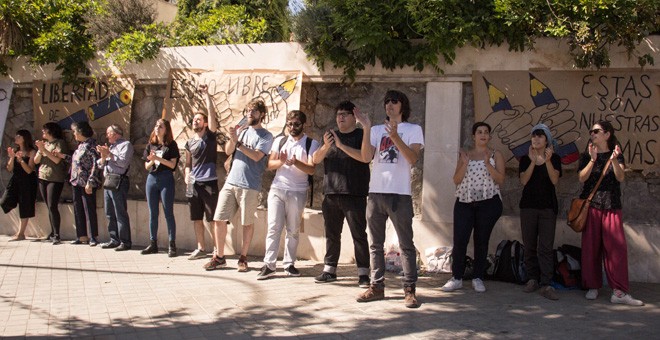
[519,123,562,300]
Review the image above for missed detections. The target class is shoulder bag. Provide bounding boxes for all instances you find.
[567,158,612,232]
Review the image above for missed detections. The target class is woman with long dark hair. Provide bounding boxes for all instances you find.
[579,120,643,306]
[141,119,180,257]
[1,130,38,240]
[34,122,69,244]
[442,122,505,294]
[68,121,101,246]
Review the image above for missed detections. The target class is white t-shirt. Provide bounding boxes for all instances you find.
[369,122,424,195]
[270,134,319,192]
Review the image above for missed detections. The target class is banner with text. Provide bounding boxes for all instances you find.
[473,71,659,170]
[164,69,303,150]
[0,80,13,148]
[33,77,135,146]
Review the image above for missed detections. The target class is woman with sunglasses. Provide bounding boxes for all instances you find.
[34,122,69,244]
[141,119,180,257]
[1,130,38,241]
[579,120,643,306]
[518,124,561,300]
[442,122,505,294]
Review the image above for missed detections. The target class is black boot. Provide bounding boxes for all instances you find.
[168,241,177,258]
[141,240,158,255]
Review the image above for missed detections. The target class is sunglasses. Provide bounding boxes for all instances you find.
[589,128,603,135]
[336,111,353,117]
[287,122,302,128]
[384,99,400,105]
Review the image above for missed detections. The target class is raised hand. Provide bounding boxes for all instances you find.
[7,147,15,158]
[329,130,343,149]
[611,144,622,160]
[385,120,398,138]
[147,150,157,161]
[97,144,110,159]
[588,142,597,161]
[228,126,239,143]
[278,149,289,163]
[353,107,370,127]
[35,140,45,152]
[15,150,24,159]
[285,154,297,166]
[458,150,469,167]
[544,147,553,162]
[323,131,335,146]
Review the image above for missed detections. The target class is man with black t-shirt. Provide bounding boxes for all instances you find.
[312,101,371,288]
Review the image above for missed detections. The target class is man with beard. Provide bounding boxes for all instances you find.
[257,110,319,280]
[204,99,274,272]
[184,85,219,260]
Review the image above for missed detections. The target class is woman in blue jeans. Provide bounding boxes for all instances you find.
[442,122,505,293]
[141,119,180,257]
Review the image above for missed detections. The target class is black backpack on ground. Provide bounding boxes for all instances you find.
[490,240,527,284]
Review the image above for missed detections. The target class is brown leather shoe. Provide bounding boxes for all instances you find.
[404,286,419,308]
[356,285,384,302]
[540,286,559,301]
[237,255,249,272]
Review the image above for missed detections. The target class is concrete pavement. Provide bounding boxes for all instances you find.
[0,234,658,339]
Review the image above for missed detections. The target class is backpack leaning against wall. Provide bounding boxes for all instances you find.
[490,240,527,284]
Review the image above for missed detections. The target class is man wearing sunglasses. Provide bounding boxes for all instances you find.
[204,99,274,272]
[349,90,424,308]
[257,110,319,280]
[311,100,371,288]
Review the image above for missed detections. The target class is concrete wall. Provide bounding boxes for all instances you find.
[1,39,658,282]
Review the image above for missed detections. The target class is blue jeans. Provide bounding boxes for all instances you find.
[452,195,502,280]
[104,177,131,246]
[146,171,176,241]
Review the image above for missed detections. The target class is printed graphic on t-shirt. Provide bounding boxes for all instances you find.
[378,134,399,163]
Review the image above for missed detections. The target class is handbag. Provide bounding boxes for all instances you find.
[102,173,124,191]
[567,158,612,232]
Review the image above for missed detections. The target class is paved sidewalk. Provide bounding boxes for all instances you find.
[0,235,658,339]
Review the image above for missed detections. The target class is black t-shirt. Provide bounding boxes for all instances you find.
[143,140,180,174]
[323,128,370,196]
[578,151,624,210]
[184,129,218,181]
[518,154,562,213]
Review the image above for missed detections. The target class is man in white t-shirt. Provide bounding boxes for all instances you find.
[257,110,319,279]
[345,90,424,308]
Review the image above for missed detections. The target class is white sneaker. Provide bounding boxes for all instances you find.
[611,291,644,306]
[472,278,486,293]
[585,289,598,300]
[441,278,463,292]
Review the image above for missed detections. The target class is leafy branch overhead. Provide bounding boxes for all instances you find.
[0,0,289,81]
[292,0,660,81]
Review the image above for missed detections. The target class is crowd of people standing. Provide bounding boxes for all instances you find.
[0,87,644,308]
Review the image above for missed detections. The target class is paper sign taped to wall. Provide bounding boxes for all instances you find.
[33,76,135,146]
[164,69,303,151]
[473,71,660,170]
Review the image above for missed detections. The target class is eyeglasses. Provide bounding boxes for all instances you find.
[336,111,353,117]
[589,128,603,135]
[384,99,400,105]
[287,122,302,128]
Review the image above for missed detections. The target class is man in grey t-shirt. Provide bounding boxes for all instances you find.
[203,99,273,272]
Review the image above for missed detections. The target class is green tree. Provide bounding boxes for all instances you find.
[0,0,99,82]
[293,0,660,81]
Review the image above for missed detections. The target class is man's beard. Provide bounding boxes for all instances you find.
[289,127,303,137]
[193,126,203,133]
[249,116,261,126]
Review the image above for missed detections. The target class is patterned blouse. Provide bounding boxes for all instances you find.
[455,152,501,203]
[68,138,101,188]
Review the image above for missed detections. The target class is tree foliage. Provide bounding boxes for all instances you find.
[293,0,660,81]
[0,0,289,80]
[86,0,157,51]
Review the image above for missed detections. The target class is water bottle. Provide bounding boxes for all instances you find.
[185,174,195,198]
